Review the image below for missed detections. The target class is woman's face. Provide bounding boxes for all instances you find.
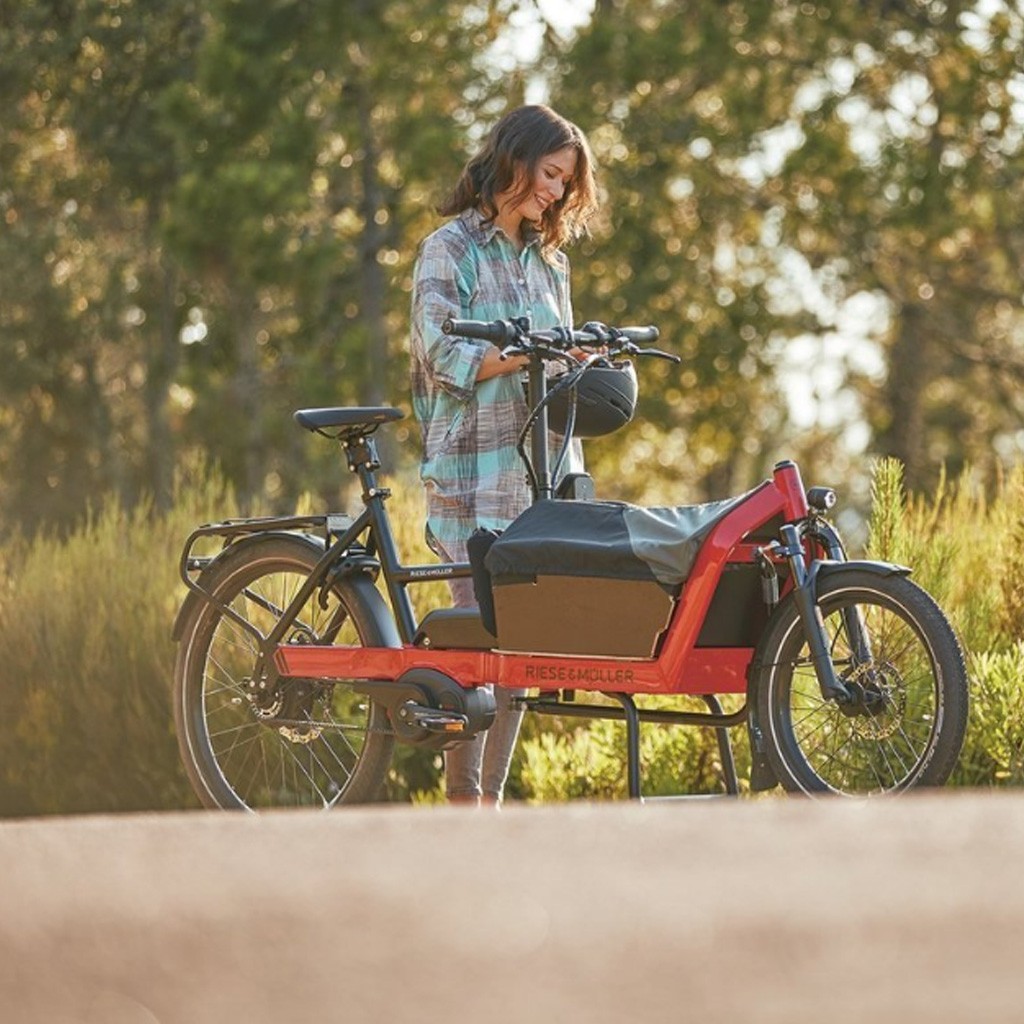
[500,145,578,226]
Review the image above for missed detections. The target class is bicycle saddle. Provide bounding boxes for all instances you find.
[294,406,404,436]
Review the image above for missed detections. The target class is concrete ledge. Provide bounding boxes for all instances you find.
[1,793,1022,1023]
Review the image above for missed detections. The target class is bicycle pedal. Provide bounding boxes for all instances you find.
[396,702,469,733]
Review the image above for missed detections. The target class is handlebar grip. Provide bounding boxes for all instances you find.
[617,325,660,344]
[441,317,518,345]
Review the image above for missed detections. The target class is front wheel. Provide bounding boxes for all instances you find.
[174,534,398,810]
[754,569,968,795]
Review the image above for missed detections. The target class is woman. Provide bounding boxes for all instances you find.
[409,104,599,807]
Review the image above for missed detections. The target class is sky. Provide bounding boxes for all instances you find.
[495,0,596,100]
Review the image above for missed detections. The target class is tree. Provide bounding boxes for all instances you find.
[0,0,205,527]
[750,0,1024,491]
[153,0,519,505]
[0,0,518,529]
[547,0,1024,497]
[545,1,801,501]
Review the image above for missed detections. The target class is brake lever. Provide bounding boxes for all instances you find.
[636,347,682,363]
[540,347,582,367]
[496,316,533,359]
[500,339,577,366]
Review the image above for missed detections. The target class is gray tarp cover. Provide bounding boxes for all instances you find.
[484,496,748,588]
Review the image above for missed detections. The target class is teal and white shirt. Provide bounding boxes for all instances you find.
[410,208,582,552]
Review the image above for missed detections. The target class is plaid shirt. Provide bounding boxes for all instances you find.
[410,208,582,551]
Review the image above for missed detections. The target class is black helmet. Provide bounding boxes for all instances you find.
[546,360,638,438]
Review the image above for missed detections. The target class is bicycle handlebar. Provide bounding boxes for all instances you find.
[579,322,661,346]
[441,317,663,351]
[441,316,676,499]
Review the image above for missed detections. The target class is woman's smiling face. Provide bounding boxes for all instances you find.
[497,145,579,230]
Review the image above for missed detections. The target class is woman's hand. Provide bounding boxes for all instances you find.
[475,347,530,382]
[568,345,607,361]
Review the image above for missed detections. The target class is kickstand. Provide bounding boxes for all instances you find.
[609,693,643,799]
[702,694,739,796]
[608,692,740,800]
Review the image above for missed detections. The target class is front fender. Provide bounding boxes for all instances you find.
[807,558,911,601]
[171,531,327,642]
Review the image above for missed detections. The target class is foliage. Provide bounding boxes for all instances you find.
[862,456,1024,787]
[547,3,797,501]
[0,0,514,530]
[864,456,1024,655]
[955,645,1024,787]
[0,460,235,815]
[2,455,1024,817]
[546,0,1024,499]
[4,1,1024,535]
[0,455,452,815]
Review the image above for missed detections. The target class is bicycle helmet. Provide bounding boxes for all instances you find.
[546,360,638,438]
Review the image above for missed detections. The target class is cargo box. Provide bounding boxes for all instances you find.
[478,497,744,658]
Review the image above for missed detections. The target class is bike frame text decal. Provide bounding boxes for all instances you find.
[524,664,634,686]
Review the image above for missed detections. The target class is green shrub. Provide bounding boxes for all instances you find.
[994,472,1024,645]
[864,457,1024,787]
[865,457,1024,655]
[954,646,1024,786]
[0,460,453,815]
[3,455,1024,817]
[0,462,238,815]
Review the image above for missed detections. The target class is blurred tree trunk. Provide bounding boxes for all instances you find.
[142,232,181,511]
[879,304,929,491]
[233,297,265,507]
[356,83,388,407]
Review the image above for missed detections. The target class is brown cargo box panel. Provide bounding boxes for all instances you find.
[492,575,676,658]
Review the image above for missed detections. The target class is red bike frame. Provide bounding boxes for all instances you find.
[273,461,810,698]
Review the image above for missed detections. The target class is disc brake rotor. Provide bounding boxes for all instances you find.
[843,661,906,740]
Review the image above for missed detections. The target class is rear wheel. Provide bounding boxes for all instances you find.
[755,570,968,795]
[174,535,397,810]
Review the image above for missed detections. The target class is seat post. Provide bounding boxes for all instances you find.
[344,435,384,494]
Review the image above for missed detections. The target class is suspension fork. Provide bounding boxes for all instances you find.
[775,524,852,704]
[808,518,875,666]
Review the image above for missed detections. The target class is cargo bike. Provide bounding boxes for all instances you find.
[172,316,969,809]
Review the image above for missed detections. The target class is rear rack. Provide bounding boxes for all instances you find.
[175,512,361,651]
[179,513,354,578]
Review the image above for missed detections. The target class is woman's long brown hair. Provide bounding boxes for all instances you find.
[438,104,598,256]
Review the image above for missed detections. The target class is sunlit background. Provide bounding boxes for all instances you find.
[3,0,1023,538]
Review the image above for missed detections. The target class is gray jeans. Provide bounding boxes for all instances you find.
[429,534,525,803]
